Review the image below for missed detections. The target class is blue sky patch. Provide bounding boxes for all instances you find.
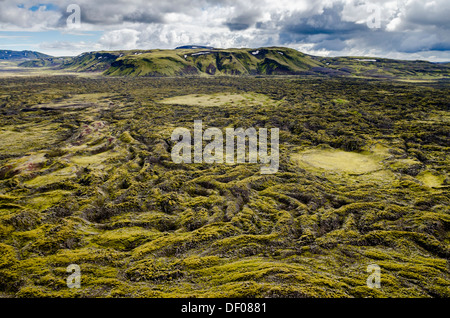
[29,3,59,12]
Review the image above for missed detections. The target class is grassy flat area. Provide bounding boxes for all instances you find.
[160,92,279,107]
[0,122,64,154]
[0,60,102,78]
[294,148,382,174]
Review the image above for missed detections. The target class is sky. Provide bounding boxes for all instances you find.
[0,0,449,61]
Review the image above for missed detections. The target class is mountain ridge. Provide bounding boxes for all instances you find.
[102,47,324,77]
[6,47,450,79]
[0,50,51,60]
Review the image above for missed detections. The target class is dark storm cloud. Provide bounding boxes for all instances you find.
[282,3,366,36]
[274,1,450,57]
[54,5,163,28]
[224,23,250,31]
[277,3,369,53]
[402,0,450,30]
[224,10,262,31]
[123,11,164,24]
[65,4,164,26]
[311,38,348,51]
[51,0,202,28]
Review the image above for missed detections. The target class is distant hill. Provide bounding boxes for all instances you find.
[175,45,215,50]
[58,51,126,72]
[55,47,323,77]
[102,47,324,76]
[0,50,51,60]
[17,46,450,79]
[18,57,71,68]
[313,56,450,79]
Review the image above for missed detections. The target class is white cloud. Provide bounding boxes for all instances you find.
[99,29,140,49]
[0,0,448,61]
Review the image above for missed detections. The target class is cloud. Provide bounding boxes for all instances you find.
[99,29,140,49]
[0,0,448,61]
[39,40,99,51]
[224,6,262,31]
[402,0,450,30]
[0,1,61,30]
[281,3,367,37]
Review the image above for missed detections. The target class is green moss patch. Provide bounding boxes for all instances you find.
[159,92,279,107]
[293,148,383,174]
[24,166,77,188]
[0,122,64,154]
[416,171,445,188]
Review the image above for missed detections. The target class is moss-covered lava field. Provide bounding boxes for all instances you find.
[0,75,449,297]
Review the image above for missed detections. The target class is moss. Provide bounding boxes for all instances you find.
[159,92,277,108]
[179,208,209,231]
[211,234,279,251]
[0,222,14,238]
[195,258,292,284]
[5,210,41,231]
[1,75,449,297]
[16,286,49,298]
[133,223,239,257]
[175,256,222,270]
[104,211,178,232]
[125,258,183,282]
[70,151,121,167]
[26,190,71,211]
[231,206,264,233]
[24,166,77,188]
[93,227,160,251]
[0,122,64,154]
[416,171,445,188]
[189,258,352,297]
[0,194,18,203]
[36,274,67,290]
[362,230,449,257]
[292,148,382,174]
[12,219,87,256]
[119,131,136,143]
[48,247,124,267]
[0,243,17,268]
[351,286,385,298]
[0,243,21,292]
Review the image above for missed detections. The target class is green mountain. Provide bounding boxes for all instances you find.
[18,57,71,68]
[0,50,51,60]
[103,47,323,76]
[18,46,450,79]
[60,51,127,72]
[53,47,323,76]
[314,56,450,79]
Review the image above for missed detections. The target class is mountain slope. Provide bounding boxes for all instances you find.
[313,56,450,78]
[18,57,71,68]
[59,51,127,72]
[175,45,215,50]
[103,47,324,76]
[18,46,450,79]
[56,47,323,77]
[0,50,51,60]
